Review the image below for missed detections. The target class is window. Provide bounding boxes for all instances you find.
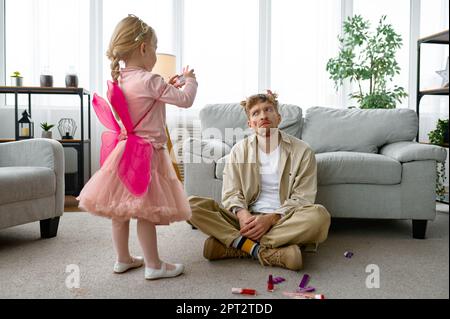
[271,0,342,108]
[183,0,259,110]
[5,0,90,107]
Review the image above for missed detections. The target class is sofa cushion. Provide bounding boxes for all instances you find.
[0,167,56,205]
[316,152,402,185]
[200,103,303,147]
[302,107,418,153]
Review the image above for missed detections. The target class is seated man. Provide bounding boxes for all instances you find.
[189,91,331,270]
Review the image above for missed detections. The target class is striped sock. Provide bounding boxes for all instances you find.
[232,236,260,258]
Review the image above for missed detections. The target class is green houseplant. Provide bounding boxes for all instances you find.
[10,71,23,87]
[40,122,55,139]
[428,118,449,200]
[326,15,407,109]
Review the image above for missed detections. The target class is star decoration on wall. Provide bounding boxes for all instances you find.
[436,57,449,88]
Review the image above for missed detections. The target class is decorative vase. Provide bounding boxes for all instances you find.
[11,77,23,87]
[65,74,78,88]
[41,131,52,139]
[40,75,53,87]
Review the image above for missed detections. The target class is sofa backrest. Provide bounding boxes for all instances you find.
[301,106,418,154]
[199,103,303,147]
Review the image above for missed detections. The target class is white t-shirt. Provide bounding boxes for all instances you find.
[249,146,282,214]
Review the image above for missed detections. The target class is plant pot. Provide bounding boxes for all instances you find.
[40,75,53,87]
[65,74,78,88]
[10,77,23,87]
[41,131,52,139]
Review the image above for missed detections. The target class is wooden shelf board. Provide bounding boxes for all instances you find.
[419,87,449,95]
[418,29,449,44]
[0,86,90,95]
[0,138,90,143]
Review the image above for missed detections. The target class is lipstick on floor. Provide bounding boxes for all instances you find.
[232,288,257,295]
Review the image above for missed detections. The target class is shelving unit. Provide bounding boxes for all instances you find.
[416,29,449,141]
[0,86,91,196]
[416,29,449,204]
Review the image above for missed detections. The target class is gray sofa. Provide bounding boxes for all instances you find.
[183,105,447,239]
[0,139,64,238]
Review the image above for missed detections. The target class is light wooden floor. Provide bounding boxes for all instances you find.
[64,196,82,212]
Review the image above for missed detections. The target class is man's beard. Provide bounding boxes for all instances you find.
[256,127,278,138]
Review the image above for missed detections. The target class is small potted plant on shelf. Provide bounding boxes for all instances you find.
[10,71,23,87]
[40,122,55,139]
[428,118,449,201]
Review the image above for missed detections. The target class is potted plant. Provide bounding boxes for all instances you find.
[428,119,449,146]
[40,122,55,139]
[10,71,23,87]
[326,15,408,109]
[428,118,449,200]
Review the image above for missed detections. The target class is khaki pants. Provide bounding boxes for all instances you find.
[188,196,331,249]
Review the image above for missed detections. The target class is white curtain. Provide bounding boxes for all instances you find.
[183,0,259,112]
[5,0,90,107]
[271,0,342,109]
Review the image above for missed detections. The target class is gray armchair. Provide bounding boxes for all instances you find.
[0,139,64,238]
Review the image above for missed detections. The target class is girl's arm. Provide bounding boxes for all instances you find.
[146,75,198,108]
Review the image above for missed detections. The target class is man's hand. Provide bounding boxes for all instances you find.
[236,209,254,230]
[239,213,281,242]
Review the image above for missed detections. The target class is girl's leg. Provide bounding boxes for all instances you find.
[112,219,132,263]
[136,218,176,270]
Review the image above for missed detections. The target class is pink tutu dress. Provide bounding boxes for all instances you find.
[77,67,198,225]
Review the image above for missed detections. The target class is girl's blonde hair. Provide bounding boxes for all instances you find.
[240,90,279,117]
[106,14,156,81]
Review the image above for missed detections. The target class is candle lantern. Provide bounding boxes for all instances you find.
[18,110,34,139]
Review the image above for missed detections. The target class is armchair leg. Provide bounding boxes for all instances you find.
[412,220,427,239]
[40,217,60,239]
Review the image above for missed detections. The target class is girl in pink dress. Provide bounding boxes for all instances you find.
[77,14,197,280]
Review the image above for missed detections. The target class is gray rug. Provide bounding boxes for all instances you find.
[0,206,448,299]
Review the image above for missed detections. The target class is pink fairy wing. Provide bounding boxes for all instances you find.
[100,131,119,166]
[92,93,120,166]
[118,134,153,196]
[107,81,134,132]
[92,93,121,132]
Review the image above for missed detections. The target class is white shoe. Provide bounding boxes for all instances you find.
[113,256,144,273]
[145,262,184,280]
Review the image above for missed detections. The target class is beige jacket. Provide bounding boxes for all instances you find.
[222,130,317,215]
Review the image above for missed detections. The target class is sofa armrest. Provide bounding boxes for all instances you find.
[380,141,447,163]
[0,139,65,214]
[182,137,231,163]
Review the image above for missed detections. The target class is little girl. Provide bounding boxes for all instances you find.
[77,14,197,280]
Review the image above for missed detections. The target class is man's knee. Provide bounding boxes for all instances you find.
[189,195,216,209]
[188,196,219,219]
[296,204,331,230]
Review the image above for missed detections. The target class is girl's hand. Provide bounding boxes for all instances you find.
[182,65,196,80]
[168,75,183,88]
